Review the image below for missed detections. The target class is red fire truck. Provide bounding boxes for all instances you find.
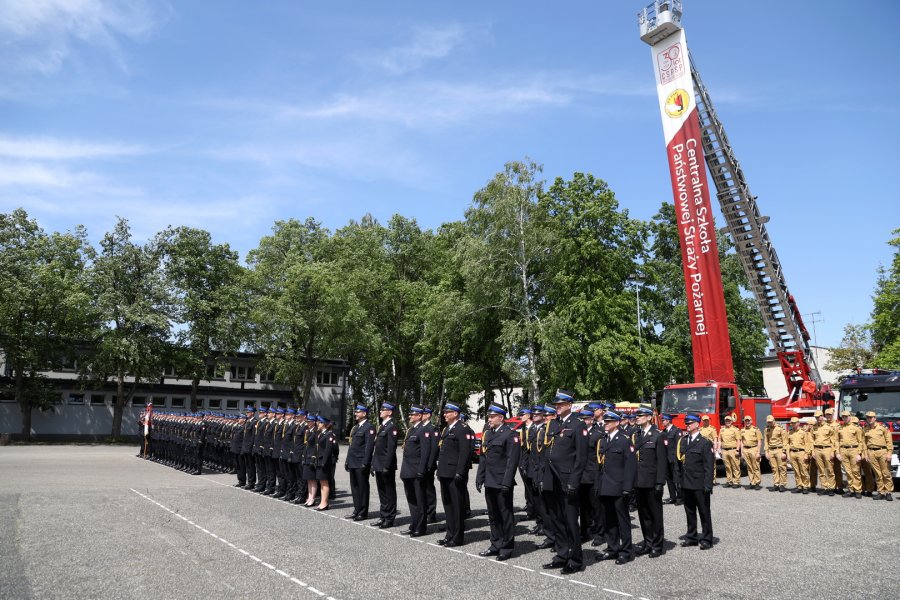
[637,1,832,429]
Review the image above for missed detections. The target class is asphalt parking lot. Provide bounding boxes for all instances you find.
[1,445,898,600]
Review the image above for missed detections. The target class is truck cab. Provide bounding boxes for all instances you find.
[660,381,771,431]
[838,372,900,483]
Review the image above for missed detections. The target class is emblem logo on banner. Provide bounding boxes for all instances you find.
[657,43,685,84]
[665,89,690,118]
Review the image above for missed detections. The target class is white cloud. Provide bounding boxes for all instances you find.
[0,135,146,160]
[362,23,475,76]
[0,0,166,74]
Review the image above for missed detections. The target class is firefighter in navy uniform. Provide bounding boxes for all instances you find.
[677,414,715,549]
[287,409,308,503]
[400,405,431,536]
[231,412,246,487]
[436,403,472,547]
[578,407,600,543]
[660,414,683,504]
[475,403,521,561]
[344,404,376,521]
[542,390,588,575]
[595,411,637,565]
[241,406,258,490]
[631,406,667,558]
[372,402,400,527]
[459,412,476,518]
[517,407,535,521]
[420,406,440,523]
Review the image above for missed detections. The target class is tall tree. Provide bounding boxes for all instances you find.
[247,218,369,406]
[0,209,93,438]
[87,217,171,440]
[538,173,648,401]
[462,159,552,404]
[871,228,900,369]
[826,323,876,373]
[160,226,248,411]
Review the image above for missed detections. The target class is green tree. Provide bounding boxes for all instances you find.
[872,229,900,369]
[538,173,648,401]
[160,226,248,411]
[87,217,171,440]
[0,209,94,439]
[247,218,369,406]
[826,323,876,373]
[462,159,552,404]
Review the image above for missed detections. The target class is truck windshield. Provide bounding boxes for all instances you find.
[838,388,900,419]
[662,387,716,414]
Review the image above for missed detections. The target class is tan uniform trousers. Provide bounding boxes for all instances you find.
[868,449,895,494]
[838,446,863,492]
[813,447,835,490]
[790,450,810,489]
[768,448,787,487]
[722,448,740,484]
[743,447,761,485]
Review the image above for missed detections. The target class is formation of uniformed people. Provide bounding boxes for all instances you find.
[140,390,896,572]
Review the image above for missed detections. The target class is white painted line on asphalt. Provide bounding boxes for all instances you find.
[184,473,659,598]
[427,543,442,548]
[129,488,339,599]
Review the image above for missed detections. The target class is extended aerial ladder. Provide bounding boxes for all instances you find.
[638,1,829,424]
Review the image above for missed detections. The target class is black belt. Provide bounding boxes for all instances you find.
[769,447,783,450]
[868,446,886,450]
[840,445,859,449]
[722,447,737,450]
[790,449,806,452]
[814,445,831,448]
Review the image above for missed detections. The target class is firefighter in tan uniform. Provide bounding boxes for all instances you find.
[763,415,788,492]
[719,415,741,487]
[836,410,866,498]
[811,410,838,495]
[855,416,877,495]
[826,408,846,493]
[699,416,719,485]
[863,411,895,501]
[740,416,762,490]
[787,417,813,493]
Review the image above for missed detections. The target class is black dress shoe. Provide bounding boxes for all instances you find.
[437,539,448,546]
[354,514,368,521]
[591,539,604,547]
[662,498,674,505]
[344,513,358,520]
[379,521,394,529]
[596,551,617,561]
[673,499,683,506]
[535,541,554,550]
[400,529,414,535]
[680,540,699,547]
[615,555,634,565]
[314,505,329,511]
[634,544,649,556]
[541,560,565,569]
[372,519,384,527]
[496,554,512,562]
[409,532,425,538]
[561,564,584,574]
[699,541,712,550]
[445,541,462,548]
[648,550,664,558]
[234,482,245,487]
[479,549,500,557]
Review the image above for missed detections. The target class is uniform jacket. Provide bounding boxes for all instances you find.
[581,423,604,486]
[345,420,376,469]
[436,421,473,479]
[547,412,588,490]
[677,433,715,491]
[372,418,399,472]
[241,417,257,454]
[422,421,439,472]
[316,428,338,467]
[596,429,636,496]
[475,424,521,489]
[632,425,667,489]
[661,424,682,463]
[400,423,431,480]
[230,421,245,454]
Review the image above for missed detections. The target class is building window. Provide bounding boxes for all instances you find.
[133,396,147,407]
[67,394,85,405]
[260,401,272,410]
[226,399,239,411]
[205,363,225,380]
[151,396,167,408]
[90,394,105,406]
[171,397,186,409]
[259,370,277,383]
[230,365,256,381]
[207,398,222,410]
[316,371,339,386]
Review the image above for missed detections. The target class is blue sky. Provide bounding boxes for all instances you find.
[1,0,898,349]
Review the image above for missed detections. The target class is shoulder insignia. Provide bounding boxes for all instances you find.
[392,430,397,435]
[582,429,588,436]
[629,445,635,453]
[513,436,519,443]
[424,432,430,438]
[369,430,374,434]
